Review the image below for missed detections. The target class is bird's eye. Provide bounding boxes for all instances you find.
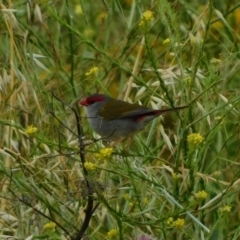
[87,99,96,104]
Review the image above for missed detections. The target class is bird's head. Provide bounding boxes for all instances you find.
[79,94,108,106]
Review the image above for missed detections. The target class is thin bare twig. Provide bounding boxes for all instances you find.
[50,91,98,240]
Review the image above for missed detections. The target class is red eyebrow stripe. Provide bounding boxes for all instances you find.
[79,96,105,106]
[88,96,105,102]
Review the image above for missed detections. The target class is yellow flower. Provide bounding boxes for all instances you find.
[100,147,113,156]
[139,10,154,26]
[187,133,204,147]
[194,190,208,201]
[25,125,38,135]
[163,38,171,45]
[85,67,99,77]
[142,10,154,21]
[107,228,118,238]
[234,8,240,24]
[212,20,223,30]
[75,4,83,14]
[44,222,56,231]
[218,205,231,213]
[171,218,185,229]
[166,217,173,225]
[210,58,221,65]
[94,147,113,161]
[84,162,97,171]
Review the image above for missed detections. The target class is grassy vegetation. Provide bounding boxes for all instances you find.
[0,0,240,239]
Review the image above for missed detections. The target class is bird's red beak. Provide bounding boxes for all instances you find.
[79,98,88,106]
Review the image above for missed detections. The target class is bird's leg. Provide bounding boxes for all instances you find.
[109,137,125,147]
[109,135,134,149]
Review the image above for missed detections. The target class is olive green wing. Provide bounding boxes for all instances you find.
[98,99,150,120]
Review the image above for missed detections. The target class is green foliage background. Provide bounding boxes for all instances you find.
[0,0,240,239]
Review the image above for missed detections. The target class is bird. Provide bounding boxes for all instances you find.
[79,93,187,145]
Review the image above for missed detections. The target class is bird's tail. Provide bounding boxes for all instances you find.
[154,105,188,115]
